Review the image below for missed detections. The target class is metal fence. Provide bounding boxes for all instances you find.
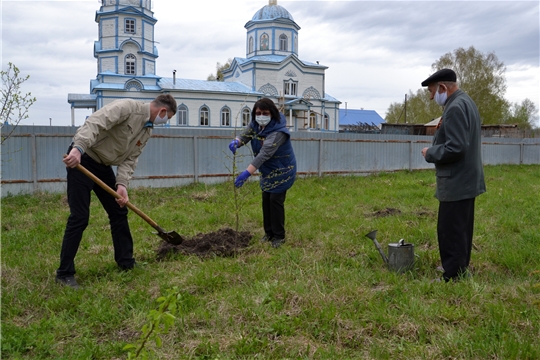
[1,125,539,197]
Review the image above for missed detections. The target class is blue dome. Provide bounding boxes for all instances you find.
[252,1,294,22]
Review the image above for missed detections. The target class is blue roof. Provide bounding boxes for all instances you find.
[339,109,385,126]
[159,78,259,94]
[251,2,294,22]
[233,54,326,69]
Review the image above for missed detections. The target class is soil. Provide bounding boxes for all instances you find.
[370,207,402,217]
[156,228,253,260]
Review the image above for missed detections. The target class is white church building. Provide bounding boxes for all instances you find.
[68,0,341,131]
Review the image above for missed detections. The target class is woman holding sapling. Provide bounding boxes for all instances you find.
[228,98,297,248]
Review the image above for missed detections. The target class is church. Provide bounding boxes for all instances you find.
[68,0,341,131]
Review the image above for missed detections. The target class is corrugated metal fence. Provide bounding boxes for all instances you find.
[2,125,539,197]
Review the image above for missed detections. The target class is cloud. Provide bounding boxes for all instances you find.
[1,0,538,125]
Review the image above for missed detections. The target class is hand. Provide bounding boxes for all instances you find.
[229,139,240,154]
[116,184,129,207]
[421,147,428,158]
[63,148,82,168]
[234,170,251,188]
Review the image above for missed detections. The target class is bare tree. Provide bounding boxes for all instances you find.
[1,62,36,144]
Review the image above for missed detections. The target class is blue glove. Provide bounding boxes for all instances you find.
[229,139,240,154]
[234,170,251,188]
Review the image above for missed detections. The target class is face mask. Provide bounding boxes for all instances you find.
[255,115,271,126]
[154,110,169,125]
[434,85,448,106]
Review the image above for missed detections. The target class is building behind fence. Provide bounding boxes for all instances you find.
[1,125,539,197]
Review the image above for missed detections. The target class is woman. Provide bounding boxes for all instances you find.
[228,98,297,248]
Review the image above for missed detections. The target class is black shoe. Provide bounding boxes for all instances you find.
[119,262,140,271]
[261,234,273,242]
[271,238,285,248]
[55,276,80,289]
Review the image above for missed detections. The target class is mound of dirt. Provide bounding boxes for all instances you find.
[156,228,253,260]
[370,207,401,217]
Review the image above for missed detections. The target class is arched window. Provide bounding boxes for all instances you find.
[324,114,329,130]
[249,36,254,54]
[279,34,288,51]
[125,54,136,75]
[242,108,251,126]
[200,106,209,126]
[309,112,317,128]
[220,107,230,126]
[283,79,297,96]
[177,105,188,126]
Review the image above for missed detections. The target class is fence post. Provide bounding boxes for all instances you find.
[31,134,38,192]
[408,140,413,171]
[318,138,323,177]
[193,135,199,183]
[520,143,524,165]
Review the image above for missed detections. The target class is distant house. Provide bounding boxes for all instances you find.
[339,109,385,132]
[424,117,522,137]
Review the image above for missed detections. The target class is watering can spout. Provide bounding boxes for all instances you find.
[365,229,389,265]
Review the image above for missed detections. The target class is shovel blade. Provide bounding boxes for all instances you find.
[156,230,184,245]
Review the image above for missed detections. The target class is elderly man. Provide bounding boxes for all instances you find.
[57,94,177,289]
[421,69,486,282]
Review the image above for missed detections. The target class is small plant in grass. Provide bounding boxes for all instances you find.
[123,287,183,359]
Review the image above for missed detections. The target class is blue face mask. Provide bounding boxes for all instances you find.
[434,85,448,106]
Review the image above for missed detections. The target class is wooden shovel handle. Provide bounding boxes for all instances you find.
[73,163,163,232]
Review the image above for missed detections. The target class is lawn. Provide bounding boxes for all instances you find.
[2,165,540,359]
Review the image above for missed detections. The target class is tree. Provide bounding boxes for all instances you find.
[385,89,439,124]
[1,62,36,144]
[434,46,508,124]
[207,58,233,81]
[506,99,539,129]
[385,46,537,128]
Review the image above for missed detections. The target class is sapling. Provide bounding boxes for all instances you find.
[123,287,184,359]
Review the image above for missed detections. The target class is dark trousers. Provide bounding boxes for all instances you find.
[262,190,287,240]
[437,198,475,281]
[56,154,135,278]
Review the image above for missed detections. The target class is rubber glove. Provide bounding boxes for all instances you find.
[229,139,240,154]
[234,170,251,188]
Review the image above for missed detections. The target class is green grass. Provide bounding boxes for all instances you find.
[2,165,540,359]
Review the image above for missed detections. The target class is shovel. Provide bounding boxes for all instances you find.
[73,161,184,245]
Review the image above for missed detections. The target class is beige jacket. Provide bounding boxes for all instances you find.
[72,99,152,188]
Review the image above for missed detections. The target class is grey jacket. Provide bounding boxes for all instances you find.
[424,89,486,202]
[72,99,152,188]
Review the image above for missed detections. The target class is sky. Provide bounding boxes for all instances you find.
[1,0,539,127]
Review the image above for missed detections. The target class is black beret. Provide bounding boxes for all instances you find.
[421,68,457,86]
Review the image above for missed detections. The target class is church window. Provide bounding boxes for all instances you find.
[125,19,135,34]
[279,34,288,51]
[283,79,297,96]
[309,112,317,128]
[177,105,188,126]
[125,54,136,75]
[324,114,329,130]
[200,106,209,126]
[220,107,231,126]
[249,36,254,54]
[260,34,269,51]
[242,108,251,126]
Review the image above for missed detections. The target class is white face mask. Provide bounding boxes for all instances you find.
[434,85,448,106]
[255,115,271,126]
[154,110,169,125]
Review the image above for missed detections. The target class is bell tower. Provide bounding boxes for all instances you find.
[92,0,159,93]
